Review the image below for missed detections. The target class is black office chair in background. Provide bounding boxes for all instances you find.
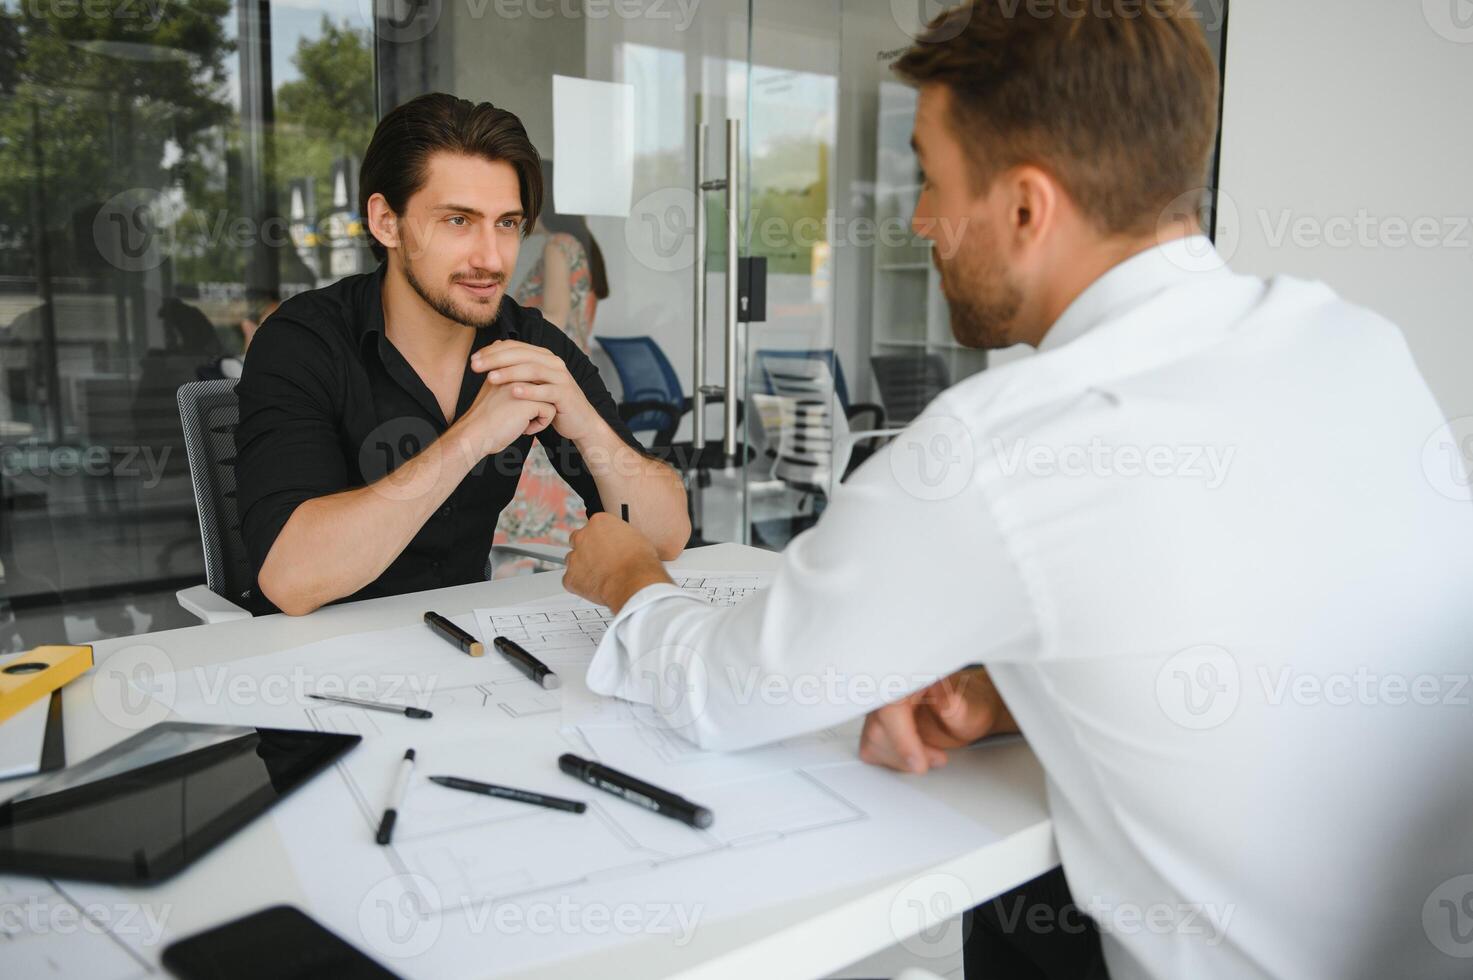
[870,352,951,426]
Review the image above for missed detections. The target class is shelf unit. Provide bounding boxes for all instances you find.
[869,82,988,420]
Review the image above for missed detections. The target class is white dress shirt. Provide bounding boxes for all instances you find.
[586,236,1473,979]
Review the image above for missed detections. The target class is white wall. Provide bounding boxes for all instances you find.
[1217,0,1473,419]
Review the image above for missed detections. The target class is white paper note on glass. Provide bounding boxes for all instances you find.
[552,75,634,216]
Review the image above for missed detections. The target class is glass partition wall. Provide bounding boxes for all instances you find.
[0,0,378,646]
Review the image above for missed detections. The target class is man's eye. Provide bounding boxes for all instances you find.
[448,215,468,226]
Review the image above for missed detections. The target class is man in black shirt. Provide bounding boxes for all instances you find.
[235,94,688,615]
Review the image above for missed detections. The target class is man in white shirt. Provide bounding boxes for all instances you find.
[561,2,1473,977]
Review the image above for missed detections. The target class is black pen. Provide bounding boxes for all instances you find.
[309,693,432,719]
[429,775,587,814]
[558,753,713,829]
[377,748,416,845]
[424,611,484,657]
[493,636,560,690]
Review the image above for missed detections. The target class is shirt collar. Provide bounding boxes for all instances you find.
[1037,234,1226,353]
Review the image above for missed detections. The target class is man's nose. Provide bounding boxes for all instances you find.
[469,227,504,275]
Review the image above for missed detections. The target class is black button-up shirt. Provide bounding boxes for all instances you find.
[234,265,645,612]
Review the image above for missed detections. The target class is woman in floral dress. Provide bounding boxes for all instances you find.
[491,167,612,575]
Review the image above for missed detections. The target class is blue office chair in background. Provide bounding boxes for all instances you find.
[596,335,747,470]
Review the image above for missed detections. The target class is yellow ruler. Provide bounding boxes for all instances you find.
[0,645,94,725]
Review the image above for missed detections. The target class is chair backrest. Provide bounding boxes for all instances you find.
[176,379,255,610]
[870,352,950,425]
[755,348,850,410]
[595,336,685,434]
[762,359,847,495]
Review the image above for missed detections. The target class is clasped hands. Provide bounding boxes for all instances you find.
[456,339,607,459]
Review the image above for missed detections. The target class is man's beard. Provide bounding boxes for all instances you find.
[403,258,505,330]
[936,232,1023,350]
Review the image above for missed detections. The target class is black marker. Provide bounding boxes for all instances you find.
[558,753,713,829]
[309,693,432,719]
[377,748,416,845]
[424,611,484,657]
[493,636,560,690]
[429,775,586,814]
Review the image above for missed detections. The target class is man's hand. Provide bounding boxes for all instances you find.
[564,513,673,613]
[471,340,605,444]
[451,373,557,462]
[858,667,1018,774]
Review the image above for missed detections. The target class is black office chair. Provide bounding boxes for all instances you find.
[175,379,256,622]
[870,352,951,426]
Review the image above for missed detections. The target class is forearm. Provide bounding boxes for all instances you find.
[257,427,479,615]
[576,421,690,558]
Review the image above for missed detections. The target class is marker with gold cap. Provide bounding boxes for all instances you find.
[423,611,484,657]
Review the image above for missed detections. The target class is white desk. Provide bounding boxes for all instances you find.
[40,543,1057,979]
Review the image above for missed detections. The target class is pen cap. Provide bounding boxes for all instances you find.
[558,753,588,778]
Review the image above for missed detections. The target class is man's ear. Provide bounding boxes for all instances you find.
[365,192,399,252]
[1002,164,1061,250]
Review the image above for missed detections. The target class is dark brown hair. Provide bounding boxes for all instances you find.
[359,93,543,261]
[893,0,1219,236]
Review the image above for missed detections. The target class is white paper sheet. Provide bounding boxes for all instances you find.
[552,75,634,216]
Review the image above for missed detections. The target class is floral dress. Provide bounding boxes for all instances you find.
[491,233,599,576]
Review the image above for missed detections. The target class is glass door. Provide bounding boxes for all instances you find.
[381,0,765,549]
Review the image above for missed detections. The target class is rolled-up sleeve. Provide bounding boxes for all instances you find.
[584,399,1040,751]
[234,317,349,577]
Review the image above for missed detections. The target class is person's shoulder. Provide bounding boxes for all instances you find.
[256,270,381,353]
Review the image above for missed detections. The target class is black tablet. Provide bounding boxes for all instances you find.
[0,722,359,883]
